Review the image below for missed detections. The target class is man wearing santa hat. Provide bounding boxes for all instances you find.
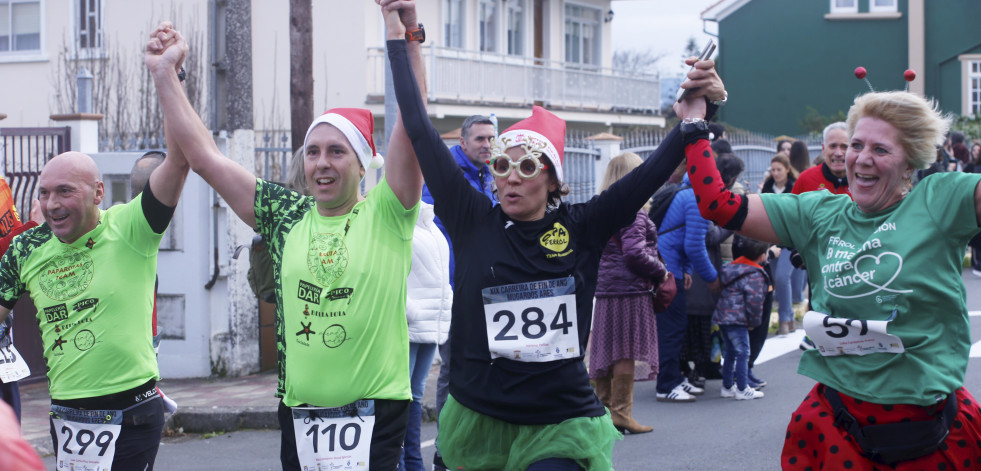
[146,3,427,469]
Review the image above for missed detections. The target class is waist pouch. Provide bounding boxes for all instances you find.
[824,385,957,465]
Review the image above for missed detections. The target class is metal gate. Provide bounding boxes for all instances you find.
[0,126,70,217]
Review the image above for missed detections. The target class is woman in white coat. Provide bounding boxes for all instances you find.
[401,202,453,471]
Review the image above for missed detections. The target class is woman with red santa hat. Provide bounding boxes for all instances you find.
[383,0,727,467]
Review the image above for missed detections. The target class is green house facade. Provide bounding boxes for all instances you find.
[702,0,981,135]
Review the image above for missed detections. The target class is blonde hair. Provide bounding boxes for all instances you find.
[846,91,950,170]
[601,152,644,192]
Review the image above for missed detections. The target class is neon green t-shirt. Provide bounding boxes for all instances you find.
[254,178,417,407]
[0,195,161,400]
[761,172,981,406]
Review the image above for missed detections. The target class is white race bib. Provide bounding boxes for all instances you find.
[802,310,905,357]
[51,405,122,471]
[0,343,30,382]
[482,277,580,362]
[292,401,375,471]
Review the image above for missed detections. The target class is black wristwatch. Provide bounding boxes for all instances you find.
[405,23,425,43]
[680,117,709,134]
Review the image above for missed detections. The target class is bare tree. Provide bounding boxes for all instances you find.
[50,15,206,151]
[612,49,664,76]
[289,0,313,153]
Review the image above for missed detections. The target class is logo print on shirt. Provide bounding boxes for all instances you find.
[540,222,572,258]
[322,324,348,348]
[85,238,95,249]
[296,321,316,341]
[72,298,98,312]
[307,233,349,286]
[43,304,69,323]
[38,249,95,301]
[298,280,322,304]
[51,336,67,351]
[73,329,95,351]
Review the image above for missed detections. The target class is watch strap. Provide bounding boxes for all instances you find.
[405,23,425,43]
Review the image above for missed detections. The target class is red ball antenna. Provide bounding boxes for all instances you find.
[904,69,916,92]
[854,66,873,92]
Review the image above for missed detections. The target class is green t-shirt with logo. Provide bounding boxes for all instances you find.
[254,178,417,407]
[0,194,161,400]
[761,172,981,406]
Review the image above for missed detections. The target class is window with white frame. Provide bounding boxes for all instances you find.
[869,0,897,12]
[0,0,42,53]
[830,0,857,14]
[443,0,464,49]
[478,0,497,53]
[565,3,600,66]
[968,59,981,116]
[506,0,525,56]
[77,0,103,53]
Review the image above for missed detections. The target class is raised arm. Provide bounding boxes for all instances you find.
[145,22,258,228]
[380,0,424,209]
[672,95,780,244]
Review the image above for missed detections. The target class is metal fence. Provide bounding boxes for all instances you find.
[615,127,825,193]
[0,126,71,217]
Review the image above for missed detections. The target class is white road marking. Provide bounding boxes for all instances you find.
[754,329,806,365]
[421,439,435,449]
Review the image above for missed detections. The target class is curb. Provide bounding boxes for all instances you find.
[160,402,438,435]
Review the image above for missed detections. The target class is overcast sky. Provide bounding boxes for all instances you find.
[611,0,719,76]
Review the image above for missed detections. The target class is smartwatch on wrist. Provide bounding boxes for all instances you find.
[405,23,425,43]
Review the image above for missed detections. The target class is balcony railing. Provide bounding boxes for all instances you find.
[367,46,660,114]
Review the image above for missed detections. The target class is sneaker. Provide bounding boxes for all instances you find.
[748,371,767,389]
[656,384,697,402]
[734,387,764,400]
[799,336,817,351]
[972,268,981,278]
[433,452,448,471]
[679,378,705,396]
[720,385,736,398]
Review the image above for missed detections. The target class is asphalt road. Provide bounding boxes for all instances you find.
[41,269,981,470]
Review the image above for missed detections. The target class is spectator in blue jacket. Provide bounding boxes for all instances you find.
[656,153,742,402]
[421,114,497,471]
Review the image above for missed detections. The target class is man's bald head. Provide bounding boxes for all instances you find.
[41,152,102,189]
[38,152,105,243]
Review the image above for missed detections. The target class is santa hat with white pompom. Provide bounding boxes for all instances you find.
[303,108,385,177]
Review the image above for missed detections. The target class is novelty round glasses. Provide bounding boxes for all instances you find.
[487,155,548,180]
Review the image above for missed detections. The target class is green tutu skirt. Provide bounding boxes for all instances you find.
[439,395,622,471]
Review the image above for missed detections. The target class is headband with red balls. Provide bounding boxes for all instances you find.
[853,66,917,92]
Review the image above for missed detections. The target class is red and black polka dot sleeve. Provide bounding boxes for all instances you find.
[684,139,748,230]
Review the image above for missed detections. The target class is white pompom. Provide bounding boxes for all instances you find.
[369,154,385,169]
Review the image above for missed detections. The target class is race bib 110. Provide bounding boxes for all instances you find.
[292,401,375,471]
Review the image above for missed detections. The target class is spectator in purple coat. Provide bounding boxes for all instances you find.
[590,153,668,435]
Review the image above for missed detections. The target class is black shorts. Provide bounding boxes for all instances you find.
[278,399,410,471]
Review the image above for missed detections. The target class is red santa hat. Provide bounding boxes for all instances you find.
[303,108,385,172]
[498,106,566,182]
